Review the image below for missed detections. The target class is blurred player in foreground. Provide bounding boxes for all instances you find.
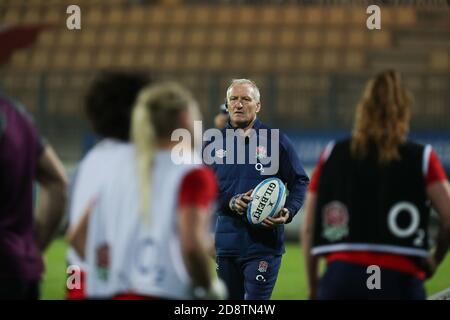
[302,70,450,299]
[0,94,67,299]
[68,82,226,299]
[66,71,149,299]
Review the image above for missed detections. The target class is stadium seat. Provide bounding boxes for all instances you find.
[348,30,366,47]
[304,8,322,25]
[143,29,162,47]
[371,31,391,48]
[161,50,179,69]
[3,6,22,24]
[189,29,208,47]
[107,8,124,25]
[166,28,184,47]
[22,7,42,24]
[297,51,316,70]
[206,50,225,70]
[127,7,148,26]
[37,31,57,47]
[73,50,92,69]
[234,28,252,48]
[283,7,301,25]
[96,49,114,68]
[430,50,449,70]
[136,51,158,69]
[43,7,61,24]
[210,28,229,47]
[100,29,119,47]
[260,7,278,26]
[251,51,271,71]
[236,7,256,27]
[123,27,141,47]
[30,50,50,70]
[345,50,365,69]
[324,30,343,48]
[256,29,273,47]
[10,50,29,69]
[229,51,247,69]
[47,74,66,90]
[303,29,321,48]
[52,50,72,69]
[274,51,294,71]
[185,50,203,69]
[191,7,212,25]
[396,7,416,26]
[84,7,104,26]
[150,7,168,25]
[216,7,233,26]
[328,7,346,25]
[322,51,340,70]
[80,29,97,47]
[59,31,78,47]
[279,29,297,47]
[350,7,366,25]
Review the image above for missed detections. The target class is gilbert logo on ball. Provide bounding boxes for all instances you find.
[247,177,286,225]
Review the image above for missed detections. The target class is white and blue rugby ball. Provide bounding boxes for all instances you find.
[247,177,287,225]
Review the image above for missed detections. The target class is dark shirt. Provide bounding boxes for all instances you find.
[0,95,44,281]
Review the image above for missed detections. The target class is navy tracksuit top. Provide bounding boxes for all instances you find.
[205,118,310,257]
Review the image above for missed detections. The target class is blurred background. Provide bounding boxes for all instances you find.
[1,0,449,299]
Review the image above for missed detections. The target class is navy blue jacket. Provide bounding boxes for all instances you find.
[205,118,309,257]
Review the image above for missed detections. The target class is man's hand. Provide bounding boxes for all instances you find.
[262,208,289,228]
[229,189,253,215]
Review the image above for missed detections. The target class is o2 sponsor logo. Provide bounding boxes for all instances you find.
[387,201,424,247]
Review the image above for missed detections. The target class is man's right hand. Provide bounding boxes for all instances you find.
[229,189,253,215]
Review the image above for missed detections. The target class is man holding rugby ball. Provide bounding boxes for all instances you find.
[204,79,309,300]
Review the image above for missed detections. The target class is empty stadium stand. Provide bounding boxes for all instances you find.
[0,1,449,161]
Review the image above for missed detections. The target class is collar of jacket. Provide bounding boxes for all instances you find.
[225,117,262,130]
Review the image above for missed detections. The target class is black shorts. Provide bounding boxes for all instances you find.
[0,279,40,300]
[317,260,426,300]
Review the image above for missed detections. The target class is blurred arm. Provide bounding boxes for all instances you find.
[66,200,95,260]
[301,191,319,300]
[426,180,450,268]
[177,168,216,290]
[178,205,213,291]
[34,145,68,252]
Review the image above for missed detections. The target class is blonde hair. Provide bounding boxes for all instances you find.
[131,82,197,222]
[351,70,412,164]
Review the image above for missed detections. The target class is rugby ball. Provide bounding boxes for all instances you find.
[247,177,287,225]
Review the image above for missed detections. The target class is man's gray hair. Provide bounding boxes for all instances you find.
[226,79,261,103]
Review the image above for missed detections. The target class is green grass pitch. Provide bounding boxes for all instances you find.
[41,239,450,300]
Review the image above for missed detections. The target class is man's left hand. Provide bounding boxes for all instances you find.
[261,208,289,229]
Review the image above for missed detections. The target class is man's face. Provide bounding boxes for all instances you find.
[227,84,261,129]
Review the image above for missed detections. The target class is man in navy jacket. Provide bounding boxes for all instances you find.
[204,79,309,299]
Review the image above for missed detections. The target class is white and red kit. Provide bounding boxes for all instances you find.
[67,139,130,299]
[85,148,217,299]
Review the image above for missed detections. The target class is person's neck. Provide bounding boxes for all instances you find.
[231,117,257,135]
